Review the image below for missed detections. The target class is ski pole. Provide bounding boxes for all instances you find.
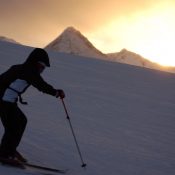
[60,98,87,168]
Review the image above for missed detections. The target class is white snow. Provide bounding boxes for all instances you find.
[0,41,175,175]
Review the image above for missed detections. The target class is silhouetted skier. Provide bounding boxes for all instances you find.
[0,48,65,163]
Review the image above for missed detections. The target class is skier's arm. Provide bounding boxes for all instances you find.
[28,73,57,96]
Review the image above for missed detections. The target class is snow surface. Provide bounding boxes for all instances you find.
[0,41,175,175]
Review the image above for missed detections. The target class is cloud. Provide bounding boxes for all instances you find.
[0,0,160,31]
[0,0,173,47]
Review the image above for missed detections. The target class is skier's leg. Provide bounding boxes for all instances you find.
[0,102,27,158]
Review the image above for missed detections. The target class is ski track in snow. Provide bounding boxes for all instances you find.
[0,41,175,175]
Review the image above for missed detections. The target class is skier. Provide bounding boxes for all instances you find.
[0,48,65,163]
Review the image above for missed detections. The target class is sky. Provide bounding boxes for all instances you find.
[0,0,175,66]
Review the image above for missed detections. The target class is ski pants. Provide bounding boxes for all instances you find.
[0,101,27,157]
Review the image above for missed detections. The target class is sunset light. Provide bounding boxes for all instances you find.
[88,2,175,66]
[0,0,175,67]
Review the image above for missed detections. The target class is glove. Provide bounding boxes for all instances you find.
[56,89,65,99]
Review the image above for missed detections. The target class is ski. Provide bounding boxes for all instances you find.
[0,158,67,174]
[23,162,67,173]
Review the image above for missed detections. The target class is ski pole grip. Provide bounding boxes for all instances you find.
[60,98,70,119]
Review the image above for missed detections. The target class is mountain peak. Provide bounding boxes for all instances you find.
[63,26,79,33]
[45,27,105,59]
[45,27,174,72]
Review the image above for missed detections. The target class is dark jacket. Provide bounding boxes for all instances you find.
[0,48,56,102]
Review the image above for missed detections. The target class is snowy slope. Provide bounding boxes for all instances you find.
[0,41,175,175]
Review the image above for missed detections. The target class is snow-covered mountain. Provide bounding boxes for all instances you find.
[1,41,175,175]
[107,49,157,67]
[107,49,175,73]
[45,27,175,73]
[45,27,106,59]
[0,36,21,45]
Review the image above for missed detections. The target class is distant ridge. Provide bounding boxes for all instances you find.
[107,48,160,68]
[45,26,175,73]
[0,36,21,45]
[2,27,173,73]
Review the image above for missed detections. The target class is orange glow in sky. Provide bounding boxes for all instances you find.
[0,0,175,66]
[88,2,175,66]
